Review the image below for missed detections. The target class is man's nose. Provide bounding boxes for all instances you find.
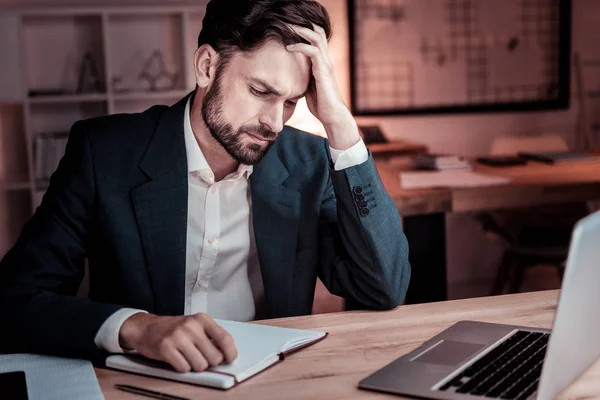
[259,103,284,134]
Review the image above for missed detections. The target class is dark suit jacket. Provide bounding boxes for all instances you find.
[0,94,410,363]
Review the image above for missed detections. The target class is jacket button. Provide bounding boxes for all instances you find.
[353,186,363,195]
[354,193,365,203]
[359,200,368,208]
[360,207,370,217]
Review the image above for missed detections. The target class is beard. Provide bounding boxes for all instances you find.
[201,73,277,165]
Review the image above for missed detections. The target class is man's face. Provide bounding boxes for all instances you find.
[201,40,311,165]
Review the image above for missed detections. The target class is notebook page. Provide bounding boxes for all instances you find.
[282,335,327,352]
[210,319,326,380]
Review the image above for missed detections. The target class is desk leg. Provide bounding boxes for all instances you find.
[403,213,447,304]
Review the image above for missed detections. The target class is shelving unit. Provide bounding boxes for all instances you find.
[574,53,600,151]
[0,4,206,256]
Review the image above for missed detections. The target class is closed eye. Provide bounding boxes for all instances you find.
[285,100,297,108]
[249,86,269,97]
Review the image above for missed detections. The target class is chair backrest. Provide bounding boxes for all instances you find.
[490,134,569,156]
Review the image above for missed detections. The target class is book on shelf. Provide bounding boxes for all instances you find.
[414,154,473,171]
[34,132,68,184]
[106,319,327,390]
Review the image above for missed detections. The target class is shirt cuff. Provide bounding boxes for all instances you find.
[329,139,369,171]
[94,308,148,353]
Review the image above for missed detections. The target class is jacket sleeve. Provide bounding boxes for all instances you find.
[0,121,122,362]
[317,148,411,310]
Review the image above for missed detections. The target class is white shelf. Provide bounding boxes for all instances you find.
[28,93,108,104]
[112,90,189,102]
[20,5,206,18]
[0,176,31,191]
[0,4,203,255]
[1,182,31,191]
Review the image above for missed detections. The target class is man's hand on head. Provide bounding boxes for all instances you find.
[286,24,360,151]
[119,313,238,373]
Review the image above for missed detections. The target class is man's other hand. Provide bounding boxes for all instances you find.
[119,313,238,373]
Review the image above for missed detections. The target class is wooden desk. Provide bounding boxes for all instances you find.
[378,160,600,216]
[94,290,596,399]
[376,160,600,303]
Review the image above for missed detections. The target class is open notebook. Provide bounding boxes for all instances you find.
[106,319,327,390]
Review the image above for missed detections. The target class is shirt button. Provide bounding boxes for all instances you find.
[208,236,217,245]
[197,279,207,288]
[210,186,219,194]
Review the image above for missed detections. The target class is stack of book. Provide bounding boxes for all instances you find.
[414,154,473,171]
[34,132,69,184]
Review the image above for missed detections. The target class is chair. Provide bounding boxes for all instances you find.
[477,134,588,295]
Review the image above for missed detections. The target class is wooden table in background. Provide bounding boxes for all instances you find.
[95,290,598,399]
[367,140,428,160]
[376,160,600,304]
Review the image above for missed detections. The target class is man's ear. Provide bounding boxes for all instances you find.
[194,44,219,89]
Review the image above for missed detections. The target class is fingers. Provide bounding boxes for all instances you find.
[154,315,229,372]
[289,24,330,64]
[177,339,210,372]
[289,24,327,50]
[157,333,211,373]
[287,24,333,74]
[158,339,192,373]
[180,315,226,368]
[193,335,224,367]
[144,314,238,373]
[286,43,320,58]
[312,23,327,39]
[201,316,238,364]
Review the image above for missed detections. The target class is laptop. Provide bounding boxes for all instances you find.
[358,125,388,145]
[359,210,600,400]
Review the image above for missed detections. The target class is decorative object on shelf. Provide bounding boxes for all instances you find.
[137,49,179,92]
[112,49,146,93]
[77,52,104,94]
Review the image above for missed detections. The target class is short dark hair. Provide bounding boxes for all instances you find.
[198,0,332,67]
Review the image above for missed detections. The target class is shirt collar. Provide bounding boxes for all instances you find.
[183,96,253,180]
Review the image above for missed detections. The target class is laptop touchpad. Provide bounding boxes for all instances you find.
[412,340,484,366]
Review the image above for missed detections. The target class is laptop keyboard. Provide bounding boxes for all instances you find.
[438,330,549,399]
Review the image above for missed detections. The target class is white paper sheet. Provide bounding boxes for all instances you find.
[0,354,103,400]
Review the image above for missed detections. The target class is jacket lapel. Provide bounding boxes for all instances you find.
[251,146,301,318]
[132,95,191,316]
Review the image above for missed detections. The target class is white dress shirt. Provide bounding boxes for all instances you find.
[94,98,369,353]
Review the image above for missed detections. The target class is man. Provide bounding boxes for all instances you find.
[0,0,410,373]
